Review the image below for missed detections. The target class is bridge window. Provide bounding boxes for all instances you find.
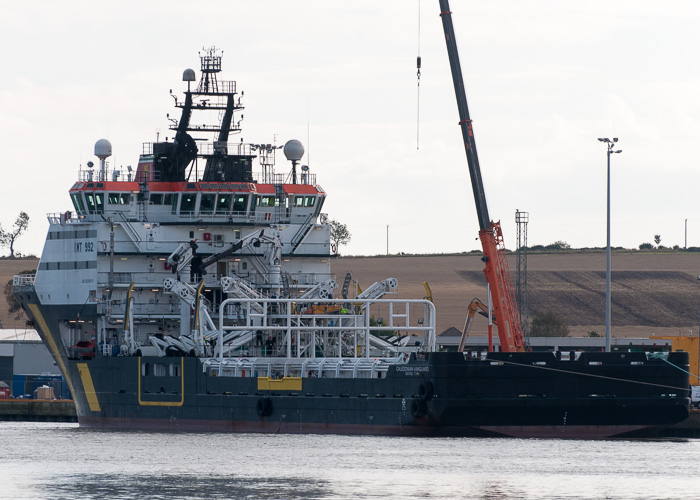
[180,193,196,214]
[233,194,248,212]
[170,193,179,214]
[295,196,304,207]
[149,193,163,205]
[200,194,216,215]
[85,193,104,214]
[258,196,275,207]
[71,194,86,215]
[315,195,326,215]
[108,193,130,205]
[216,194,231,214]
[305,196,316,207]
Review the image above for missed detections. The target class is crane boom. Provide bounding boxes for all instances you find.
[439,0,525,352]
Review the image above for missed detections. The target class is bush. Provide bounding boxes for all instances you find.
[4,269,35,320]
[544,241,571,251]
[639,243,653,250]
[530,310,570,337]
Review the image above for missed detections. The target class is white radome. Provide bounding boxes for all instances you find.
[283,139,304,162]
[94,139,112,159]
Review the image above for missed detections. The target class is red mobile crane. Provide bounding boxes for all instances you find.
[438,0,525,352]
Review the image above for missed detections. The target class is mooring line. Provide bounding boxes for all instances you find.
[657,356,700,382]
[483,357,690,392]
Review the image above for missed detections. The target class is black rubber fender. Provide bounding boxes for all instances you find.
[411,399,427,419]
[256,397,272,417]
[418,381,433,401]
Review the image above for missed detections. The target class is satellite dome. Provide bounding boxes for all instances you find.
[183,68,196,82]
[283,140,305,162]
[94,139,112,160]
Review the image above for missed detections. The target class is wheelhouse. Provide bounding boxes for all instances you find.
[68,180,325,225]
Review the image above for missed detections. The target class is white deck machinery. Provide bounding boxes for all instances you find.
[122,231,437,380]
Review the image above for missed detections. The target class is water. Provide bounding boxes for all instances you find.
[1,422,699,500]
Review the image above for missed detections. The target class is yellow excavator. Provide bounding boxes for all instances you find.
[458,298,494,353]
[422,281,433,303]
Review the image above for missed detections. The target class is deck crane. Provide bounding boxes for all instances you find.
[168,230,266,277]
[439,0,525,352]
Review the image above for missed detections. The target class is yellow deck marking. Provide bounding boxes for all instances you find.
[257,377,302,391]
[138,357,185,407]
[76,363,101,412]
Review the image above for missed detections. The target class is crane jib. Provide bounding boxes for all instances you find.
[439,2,490,232]
[439,0,525,352]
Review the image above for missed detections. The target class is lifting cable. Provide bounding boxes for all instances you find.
[416,0,422,150]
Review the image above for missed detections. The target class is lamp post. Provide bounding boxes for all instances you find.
[598,137,622,352]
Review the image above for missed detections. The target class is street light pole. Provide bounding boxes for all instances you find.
[598,137,622,352]
[386,225,389,256]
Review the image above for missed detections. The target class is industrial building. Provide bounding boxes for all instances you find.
[0,329,68,399]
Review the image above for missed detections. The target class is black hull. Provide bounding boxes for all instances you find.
[17,294,691,439]
[64,351,688,439]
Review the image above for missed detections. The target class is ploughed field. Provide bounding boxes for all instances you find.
[333,252,700,338]
[1,252,698,338]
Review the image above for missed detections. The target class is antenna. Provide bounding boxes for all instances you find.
[307,97,311,169]
[197,46,222,93]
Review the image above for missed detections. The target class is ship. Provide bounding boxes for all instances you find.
[13,42,690,438]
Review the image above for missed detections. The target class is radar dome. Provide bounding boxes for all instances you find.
[283,140,305,162]
[183,68,196,82]
[94,139,112,159]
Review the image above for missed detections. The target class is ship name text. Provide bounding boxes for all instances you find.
[395,366,430,376]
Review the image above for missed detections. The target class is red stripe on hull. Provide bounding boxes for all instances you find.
[476,424,650,439]
[77,415,653,439]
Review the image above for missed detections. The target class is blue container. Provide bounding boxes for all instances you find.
[12,374,71,400]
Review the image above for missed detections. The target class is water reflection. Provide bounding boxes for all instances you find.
[2,424,700,500]
[39,473,330,500]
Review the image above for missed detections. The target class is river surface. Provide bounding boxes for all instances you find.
[1,422,699,499]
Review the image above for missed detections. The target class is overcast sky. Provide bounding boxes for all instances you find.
[2,1,700,257]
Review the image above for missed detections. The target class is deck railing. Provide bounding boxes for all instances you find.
[13,274,36,287]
